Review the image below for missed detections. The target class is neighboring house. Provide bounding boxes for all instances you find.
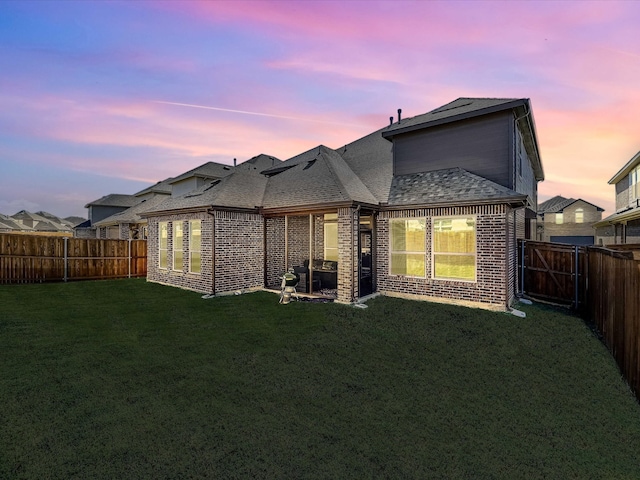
[92,157,279,240]
[74,194,140,238]
[142,97,544,311]
[594,151,640,245]
[93,178,174,240]
[10,210,74,234]
[537,195,604,245]
[0,213,33,233]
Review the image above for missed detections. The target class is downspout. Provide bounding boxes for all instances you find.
[284,215,289,271]
[207,209,216,295]
[352,205,361,302]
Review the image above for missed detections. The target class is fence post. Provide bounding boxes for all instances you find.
[128,239,132,278]
[63,237,68,282]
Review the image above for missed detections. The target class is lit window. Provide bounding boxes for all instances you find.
[173,222,183,271]
[631,165,640,201]
[390,218,426,277]
[433,217,476,281]
[575,209,584,223]
[324,214,338,261]
[159,222,168,269]
[556,213,563,224]
[189,220,201,274]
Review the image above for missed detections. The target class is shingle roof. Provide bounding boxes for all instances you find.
[134,178,173,197]
[93,195,169,226]
[84,194,140,208]
[148,168,269,213]
[0,214,32,231]
[382,98,525,136]
[538,195,575,213]
[538,195,604,214]
[387,167,526,207]
[168,161,234,185]
[339,128,393,204]
[261,145,378,210]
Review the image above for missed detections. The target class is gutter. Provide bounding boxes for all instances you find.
[380,195,528,211]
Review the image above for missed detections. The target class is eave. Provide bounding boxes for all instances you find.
[380,194,528,211]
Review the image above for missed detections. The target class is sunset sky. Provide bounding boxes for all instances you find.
[1,0,638,218]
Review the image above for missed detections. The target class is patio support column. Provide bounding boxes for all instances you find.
[309,214,314,293]
[284,215,288,271]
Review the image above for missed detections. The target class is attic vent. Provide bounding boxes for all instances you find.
[430,101,473,114]
[223,166,231,170]
[303,160,316,170]
[204,180,221,191]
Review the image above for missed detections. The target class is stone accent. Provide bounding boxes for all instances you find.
[376,204,510,310]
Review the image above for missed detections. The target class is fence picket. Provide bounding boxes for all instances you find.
[0,233,147,283]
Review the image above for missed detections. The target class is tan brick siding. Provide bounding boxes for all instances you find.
[376,204,510,309]
[213,211,264,294]
[147,212,213,294]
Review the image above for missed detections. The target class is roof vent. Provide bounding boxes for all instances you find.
[303,160,316,170]
[397,108,402,123]
[233,158,237,167]
[389,116,393,126]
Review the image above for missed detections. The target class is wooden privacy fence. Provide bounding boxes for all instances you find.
[520,240,640,399]
[0,233,147,283]
[518,240,587,310]
[586,246,640,399]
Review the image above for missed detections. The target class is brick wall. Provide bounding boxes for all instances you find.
[213,211,264,294]
[265,217,285,289]
[147,212,214,294]
[337,207,358,303]
[376,204,510,309]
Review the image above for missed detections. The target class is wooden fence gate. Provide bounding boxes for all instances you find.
[518,240,587,310]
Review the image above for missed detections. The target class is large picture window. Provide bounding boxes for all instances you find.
[189,220,201,274]
[173,222,183,271]
[432,217,476,281]
[159,222,168,269]
[390,218,426,277]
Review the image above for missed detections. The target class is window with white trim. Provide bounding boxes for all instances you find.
[189,220,201,274]
[575,208,584,224]
[173,222,183,271]
[159,222,168,269]
[631,165,640,202]
[390,218,426,277]
[432,217,476,282]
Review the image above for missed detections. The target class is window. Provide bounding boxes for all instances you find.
[556,213,563,224]
[173,222,183,271]
[631,165,640,202]
[575,208,584,224]
[159,222,168,269]
[433,217,476,281]
[390,218,426,277]
[324,214,338,261]
[189,220,201,273]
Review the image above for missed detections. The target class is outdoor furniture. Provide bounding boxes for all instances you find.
[279,270,299,304]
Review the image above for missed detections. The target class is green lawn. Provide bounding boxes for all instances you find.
[1,280,639,479]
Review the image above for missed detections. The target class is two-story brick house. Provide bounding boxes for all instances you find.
[142,97,544,311]
[537,195,604,245]
[594,151,640,245]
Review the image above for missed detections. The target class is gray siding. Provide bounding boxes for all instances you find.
[615,177,630,211]
[393,112,513,188]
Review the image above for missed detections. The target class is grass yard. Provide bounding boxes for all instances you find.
[1,280,640,479]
